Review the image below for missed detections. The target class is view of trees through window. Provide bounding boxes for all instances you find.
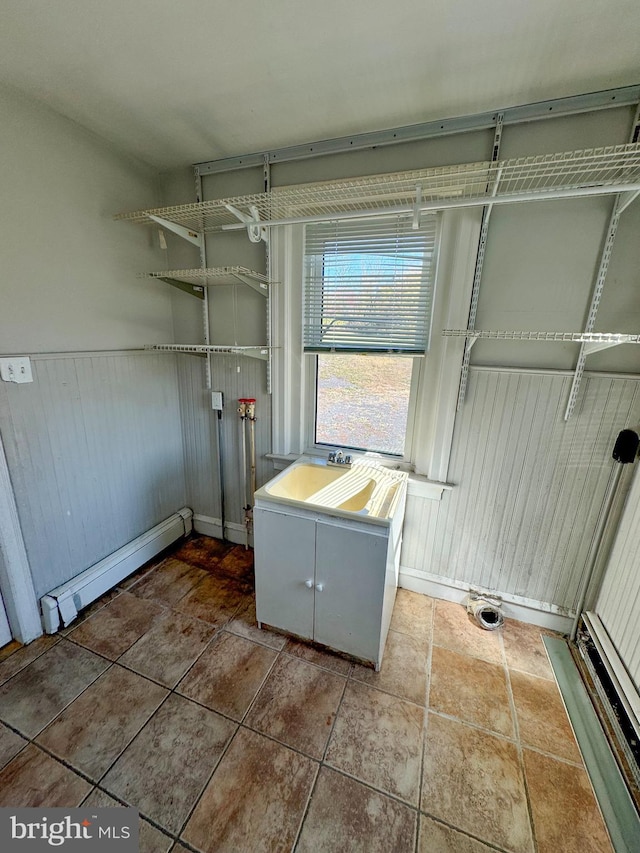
[315,354,413,456]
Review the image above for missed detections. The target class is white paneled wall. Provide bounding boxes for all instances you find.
[596,465,640,691]
[178,354,272,532]
[401,367,640,614]
[0,352,186,599]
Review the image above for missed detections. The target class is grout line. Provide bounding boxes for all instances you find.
[418,810,515,853]
[0,635,62,686]
[503,641,539,853]
[416,603,435,853]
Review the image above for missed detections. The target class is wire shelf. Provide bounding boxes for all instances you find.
[442,330,640,343]
[116,143,640,232]
[142,267,269,290]
[146,344,273,360]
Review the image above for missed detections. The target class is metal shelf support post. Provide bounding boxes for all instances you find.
[456,113,504,411]
[564,104,640,421]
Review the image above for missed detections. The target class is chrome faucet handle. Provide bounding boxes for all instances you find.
[344,455,352,464]
[328,451,336,463]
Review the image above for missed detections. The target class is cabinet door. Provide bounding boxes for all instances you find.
[314,521,387,663]
[254,508,315,640]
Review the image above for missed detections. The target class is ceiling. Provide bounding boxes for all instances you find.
[1,0,639,171]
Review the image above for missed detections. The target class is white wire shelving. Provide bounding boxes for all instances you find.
[145,344,272,360]
[115,143,640,233]
[443,331,640,344]
[142,267,269,296]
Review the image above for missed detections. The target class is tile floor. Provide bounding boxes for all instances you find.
[0,535,613,853]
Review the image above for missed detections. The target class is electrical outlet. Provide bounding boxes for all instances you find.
[211,391,224,410]
[0,357,33,384]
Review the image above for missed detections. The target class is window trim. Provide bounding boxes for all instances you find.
[270,208,482,481]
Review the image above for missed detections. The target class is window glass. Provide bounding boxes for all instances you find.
[315,354,413,456]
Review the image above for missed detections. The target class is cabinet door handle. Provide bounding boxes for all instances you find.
[305,579,314,589]
[315,582,324,592]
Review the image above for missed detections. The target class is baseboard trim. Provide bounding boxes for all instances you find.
[193,514,253,548]
[399,566,573,632]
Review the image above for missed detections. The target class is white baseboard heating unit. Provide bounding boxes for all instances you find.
[40,507,193,634]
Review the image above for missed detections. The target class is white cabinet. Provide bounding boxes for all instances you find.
[254,505,401,669]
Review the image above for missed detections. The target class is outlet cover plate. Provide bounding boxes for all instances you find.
[211,391,223,410]
[0,357,33,384]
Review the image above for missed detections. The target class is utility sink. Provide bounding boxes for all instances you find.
[255,456,407,524]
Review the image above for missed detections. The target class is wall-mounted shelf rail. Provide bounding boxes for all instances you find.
[142,267,269,298]
[443,330,640,345]
[145,344,272,360]
[115,144,640,236]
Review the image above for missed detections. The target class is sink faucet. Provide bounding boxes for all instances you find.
[328,450,352,465]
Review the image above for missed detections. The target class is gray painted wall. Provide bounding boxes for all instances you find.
[162,104,640,614]
[0,353,186,599]
[0,85,186,607]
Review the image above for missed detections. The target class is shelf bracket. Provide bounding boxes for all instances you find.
[583,340,626,356]
[616,188,640,215]
[225,204,268,244]
[157,277,205,300]
[233,273,269,296]
[148,215,203,248]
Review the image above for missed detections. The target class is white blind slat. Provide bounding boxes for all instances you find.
[304,214,438,353]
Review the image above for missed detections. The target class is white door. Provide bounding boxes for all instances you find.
[588,464,640,713]
[254,508,316,640]
[0,592,11,647]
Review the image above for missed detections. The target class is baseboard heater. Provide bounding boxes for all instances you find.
[40,508,193,634]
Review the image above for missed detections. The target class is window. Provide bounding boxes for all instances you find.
[303,214,437,457]
[271,208,482,481]
[315,353,414,456]
[303,214,438,355]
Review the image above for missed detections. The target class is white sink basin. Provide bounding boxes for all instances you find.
[255,457,407,523]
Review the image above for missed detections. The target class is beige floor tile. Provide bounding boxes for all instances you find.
[421,713,533,853]
[0,744,91,807]
[523,748,613,853]
[174,575,247,627]
[433,599,503,664]
[510,669,582,763]
[390,589,433,642]
[128,557,208,606]
[419,816,498,853]
[351,629,428,705]
[502,619,555,679]
[181,727,317,853]
[216,544,256,583]
[226,595,287,650]
[0,634,59,684]
[297,766,416,852]
[68,591,165,660]
[325,682,424,804]
[177,632,277,720]
[0,723,28,770]
[36,665,167,779]
[0,640,22,662]
[429,645,514,737]
[245,655,345,758]
[0,640,109,737]
[283,637,352,676]
[83,787,174,853]
[172,535,233,573]
[119,610,215,687]
[102,693,236,834]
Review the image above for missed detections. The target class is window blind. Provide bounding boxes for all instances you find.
[303,214,438,354]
